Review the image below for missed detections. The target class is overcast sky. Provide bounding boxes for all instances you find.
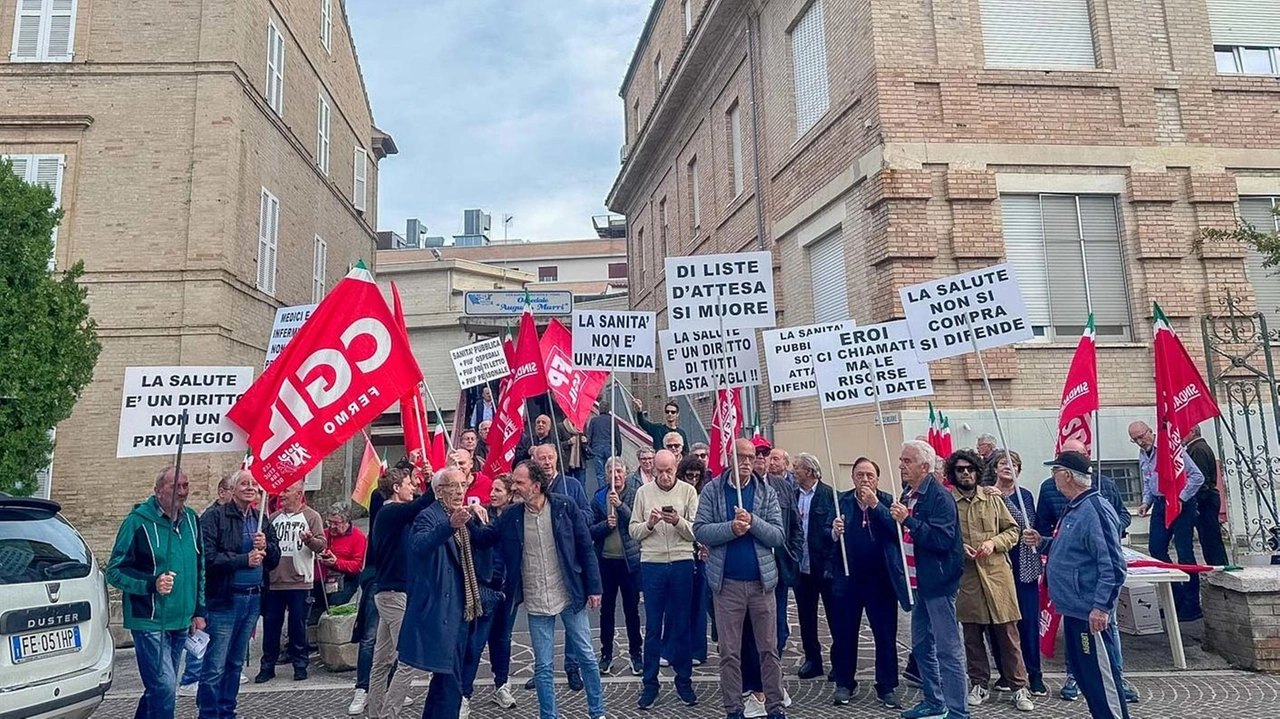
[347,0,648,243]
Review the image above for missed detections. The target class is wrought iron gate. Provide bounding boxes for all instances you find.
[1202,294,1280,561]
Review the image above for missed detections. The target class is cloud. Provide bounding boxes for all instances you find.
[347,0,648,242]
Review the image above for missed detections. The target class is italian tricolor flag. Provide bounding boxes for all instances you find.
[1153,303,1220,526]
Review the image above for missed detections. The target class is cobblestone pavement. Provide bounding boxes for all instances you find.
[93,607,1272,717]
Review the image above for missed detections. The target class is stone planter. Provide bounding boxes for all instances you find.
[316,610,359,672]
[1203,567,1280,672]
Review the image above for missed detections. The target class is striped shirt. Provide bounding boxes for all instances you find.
[901,489,919,589]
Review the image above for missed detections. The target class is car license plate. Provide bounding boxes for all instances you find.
[10,626,81,663]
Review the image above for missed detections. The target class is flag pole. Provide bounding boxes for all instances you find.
[414,385,430,468]
[960,314,1029,520]
[871,382,915,607]
[420,379,455,453]
[714,292,744,507]
[818,403,850,577]
[546,389,564,460]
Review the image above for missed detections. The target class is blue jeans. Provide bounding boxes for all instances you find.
[355,587,379,691]
[528,607,604,719]
[590,451,609,485]
[462,611,496,697]
[180,647,203,687]
[489,597,517,687]
[423,671,463,719]
[641,560,693,690]
[912,593,970,719]
[690,559,709,663]
[198,593,260,719]
[1150,495,1201,617]
[775,584,790,654]
[131,629,188,719]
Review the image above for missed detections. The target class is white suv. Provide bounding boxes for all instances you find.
[0,495,114,719]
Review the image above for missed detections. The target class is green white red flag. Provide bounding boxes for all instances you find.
[1153,303,1220,527]
[1054,314,1099,454]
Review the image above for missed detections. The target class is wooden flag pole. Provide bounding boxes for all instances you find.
[960,314,1029,520]
[818,403,851,577]
[870,382,915,607]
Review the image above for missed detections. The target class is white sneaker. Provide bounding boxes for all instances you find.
[968,684,990,707]
[403,694,414,707]
[347,688,367,715]
[783,687,793,708]
[178,682,197,698]
[492,683,517,709]
[744,694,767,718]
[239,673,249,685]
[659,657,670,667]
[459,696,470,719]
[1014,687,1034,712]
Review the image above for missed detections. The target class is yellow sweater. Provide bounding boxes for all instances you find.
[629,481,700,564]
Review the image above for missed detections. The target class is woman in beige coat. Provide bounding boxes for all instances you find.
[945,449,1034,712]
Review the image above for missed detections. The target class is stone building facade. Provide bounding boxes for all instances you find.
[608,0,1280,506]
[1,0,394,551]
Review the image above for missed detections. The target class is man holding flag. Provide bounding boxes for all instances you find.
[1130,422,1205,621]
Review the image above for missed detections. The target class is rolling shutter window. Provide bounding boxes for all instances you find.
[979,0,1096,69]
[257,189,279,295]
[808,230,848,323]
[1000,195,1052,334]
[791,0,830,137]
[1000,193,1130,341]
[1207,0,1280,48]
[1241,198,1280,333]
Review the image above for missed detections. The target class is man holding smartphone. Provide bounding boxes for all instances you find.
[630,449,700,709]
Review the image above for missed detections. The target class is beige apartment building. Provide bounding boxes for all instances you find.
[608,0,1280,509]
[438,237,630,297]
[1,0,394,551]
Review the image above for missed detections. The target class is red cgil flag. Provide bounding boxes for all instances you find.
[482,310,548,476]
[709,388,743,476]
[228,263,423,494]
[390,283,432,475]
[539,319,607,429]
[1054,314,1100,454]
[1153,303,1221,527]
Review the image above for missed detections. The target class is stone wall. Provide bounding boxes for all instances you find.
[1203,568,1280,672]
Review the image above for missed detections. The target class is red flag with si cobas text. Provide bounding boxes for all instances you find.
[228,265,423,494]
[539,319,607,429]
[1054,314,1099,454]
[1152,303,1220,527]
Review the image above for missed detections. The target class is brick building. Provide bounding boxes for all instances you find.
[1,0,394,551]
[607,0,1280,508]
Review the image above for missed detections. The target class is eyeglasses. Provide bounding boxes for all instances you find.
[666,444,682,449]
[1129,433,1150,444]
[665,409,679,415]
[683,472,701,479]
[735,453,756,461]
[954,465,978,474]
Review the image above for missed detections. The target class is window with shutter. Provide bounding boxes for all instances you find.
[313,235,327,302]
[978,0,1096,69]
[5,153,64,269]
[266,20,285,115]
[791,0,829,137]
[1240,197,1280,336]
[635,227,645,286]
[353,147,368,212]
[608,262,627,279]
[688,156,701,232]
[257,189,279,295]
[808,230,848,323]
[658,197,669,257]
[683,0,692,35]
[1208,0,1280,51]
[316,92,331,175]
[10,0,75,62]
[538,266,558,282]
[999,193,1131,342]
[320,0,332,52]
[728,102,744,198]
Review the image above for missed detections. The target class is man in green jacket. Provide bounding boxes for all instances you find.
[107,465,206,719]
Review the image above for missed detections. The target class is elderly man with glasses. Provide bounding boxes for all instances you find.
[1022,451,1130,719]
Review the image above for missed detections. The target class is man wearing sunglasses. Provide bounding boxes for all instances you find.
[633,397,690,452]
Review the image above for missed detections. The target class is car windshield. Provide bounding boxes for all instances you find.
[0,507,92,585]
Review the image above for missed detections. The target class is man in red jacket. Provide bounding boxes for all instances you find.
[320,501,366,607]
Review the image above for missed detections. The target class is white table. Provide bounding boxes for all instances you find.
[1123,548,1191,669]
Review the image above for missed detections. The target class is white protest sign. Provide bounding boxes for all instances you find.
[658,328,762,396]
[571,311,657,373]
[450,338,510,389]
[117,366,254,458]
[899,263,1034,362]
[264,304,318,369]
[762,322,847,400]
[812,321,934,408]
[665,251,776,330]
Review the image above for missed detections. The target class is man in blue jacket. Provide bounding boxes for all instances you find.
[474,460,606,719]
[890,440,967,719]
[398,467,479,719]
[1023,450,1130,719]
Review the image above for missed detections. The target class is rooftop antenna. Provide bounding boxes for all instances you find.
[502,214,514,243]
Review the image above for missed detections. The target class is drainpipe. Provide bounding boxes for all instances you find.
[745,9,771,441]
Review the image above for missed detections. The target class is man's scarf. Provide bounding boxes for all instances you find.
[455,525,483,622]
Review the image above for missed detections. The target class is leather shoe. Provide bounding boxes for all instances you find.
[797,661,824,680]
[567,667,584,692]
